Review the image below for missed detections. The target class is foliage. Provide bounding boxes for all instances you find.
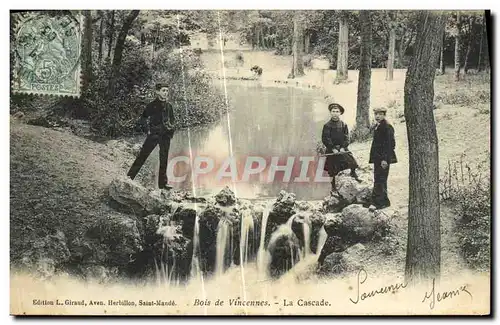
[151,48,228,129]
[83,48,151,137]
[439,155,491,270]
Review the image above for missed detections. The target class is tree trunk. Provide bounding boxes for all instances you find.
[82,10,93,90]
[354,10,372,141]
[404,11,446,285]
[108,10,140,96]
[107,10,115,59]
[255,25,260,49]
[289,11,305,78]
[463,16,475,74]
[477,20,484,72]
[454,12,461,81]
[439,29,446,74]
[98,10,104,63]
[386,26,396,80]
[304,31,310,54]
[397,39,404,68]
[336,15,349,81]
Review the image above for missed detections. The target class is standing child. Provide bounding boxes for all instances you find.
[127,83,176,189]
[368,107,397,210]
[322,103,361,194]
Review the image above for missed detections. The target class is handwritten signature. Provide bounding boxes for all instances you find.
[350,269,407,304]
[422,278,473,310]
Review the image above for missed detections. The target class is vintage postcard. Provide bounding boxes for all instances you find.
[9,9,491,316]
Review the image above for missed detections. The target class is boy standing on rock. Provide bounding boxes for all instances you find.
[368,107,397,211]
[322,103,361,194]
[127,83,177,190]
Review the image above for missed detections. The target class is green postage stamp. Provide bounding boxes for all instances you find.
[11,11,83,97]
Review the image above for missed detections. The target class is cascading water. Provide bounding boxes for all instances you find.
[215,218,231,277]
[240,209,255,266]
[316,225,328,257]
[257,205,271,276]
[302,215,311,258]
[155,224,180,286]
[266,215,298,275]
[189,212,207,315]
[239,209,255,303]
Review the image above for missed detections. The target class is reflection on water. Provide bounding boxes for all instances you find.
[165,81,356,200]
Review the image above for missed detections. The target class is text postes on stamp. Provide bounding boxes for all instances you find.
[12,11,83,97]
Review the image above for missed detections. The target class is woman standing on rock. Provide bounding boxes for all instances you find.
[321,103,361,194]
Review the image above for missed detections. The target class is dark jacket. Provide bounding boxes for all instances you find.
[322,118,350,152]
[137,98,176,137]
[369,119,397,164]
[321,119,359,175]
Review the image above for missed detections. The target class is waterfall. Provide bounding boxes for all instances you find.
[240,209,255,265]
[316,225,328,256]
[215,219,231,277]
[155,225,180,286]
[257,205,271,275]
[302,215,311,258]
[267,215,298,274]
[238,208,254,308]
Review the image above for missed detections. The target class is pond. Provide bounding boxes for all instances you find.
[149,80,357,200]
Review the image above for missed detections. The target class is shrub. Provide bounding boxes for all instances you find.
[151,48,228,129]
[440,155,491,270]
[80,43,227,137]
[82,47,152,137]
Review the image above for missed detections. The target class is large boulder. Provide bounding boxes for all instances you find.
[170,202,206,239]
[108,176,171,216]
[82,213,144,267]
[341,204,376,240]
[323,174,373,211]
[322,192,347,213]
[318,243,366,276]
[268,190,297,225]
[265,191,298,246]
[291,211,326,255]
[319,205,398,266]
[335,176,360,204]
[214,186,236,206]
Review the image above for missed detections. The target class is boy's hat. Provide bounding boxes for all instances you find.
[328,103,345,115]
[155,83,169,90]
[373,107,387,113]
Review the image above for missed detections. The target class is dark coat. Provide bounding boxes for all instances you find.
[321,119,359,176]
[369,119,397,164]
[137,98,176,137]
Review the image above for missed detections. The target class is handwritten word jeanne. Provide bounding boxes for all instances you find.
[422,278,473,310]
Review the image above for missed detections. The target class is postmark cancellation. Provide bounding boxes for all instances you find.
[11,11,83,97]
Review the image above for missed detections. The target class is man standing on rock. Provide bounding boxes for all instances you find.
[368,107,397,211]
[127,83,177,190]
[322,103,361,194]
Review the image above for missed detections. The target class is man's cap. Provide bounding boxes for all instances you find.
[373,107,388,113]
[328,103,345,115]
[155,83,169,90]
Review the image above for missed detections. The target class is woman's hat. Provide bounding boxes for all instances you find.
[328,103,345,115]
